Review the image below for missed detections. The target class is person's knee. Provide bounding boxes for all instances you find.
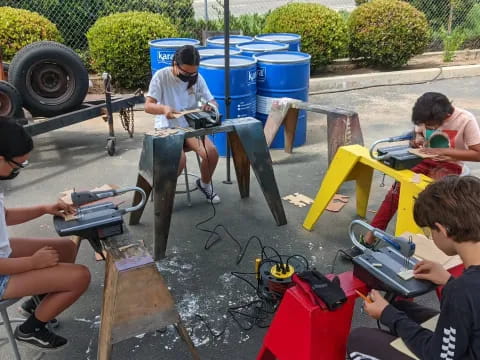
[63,238,78,261]
[72,265,91,293]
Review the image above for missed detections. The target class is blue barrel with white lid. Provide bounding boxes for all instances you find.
[198,47,242,59]
[149,38,200,75]
[236,41,289,57]
[206,35,254,49]
[255,33,302,52]
[254,51,310,148]
[199,55,257,156]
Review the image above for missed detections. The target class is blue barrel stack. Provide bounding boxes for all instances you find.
[149,33,309,152]
[199,55,257,156]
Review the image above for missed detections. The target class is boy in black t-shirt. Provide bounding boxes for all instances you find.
[348,175,480,360]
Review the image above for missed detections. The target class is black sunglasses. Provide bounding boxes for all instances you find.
[6,158,28,169]
[176,63,198,77]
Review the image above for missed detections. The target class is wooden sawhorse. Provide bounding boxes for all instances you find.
[303,145,433,236]
[98,231,199,360]
[129,117,287,260]
[263,98,364,162]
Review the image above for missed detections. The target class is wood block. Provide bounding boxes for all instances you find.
[282,193,314,208]
[397,269,414,280]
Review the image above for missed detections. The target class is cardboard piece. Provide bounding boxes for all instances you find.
[390,315,439,359]
[326,193,350,212]
[282,193,314,208]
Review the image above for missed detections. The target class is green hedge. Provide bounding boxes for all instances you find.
[263,3,348,70]
[87,11,178,89]
[0,6,62,61]
[349,0,430,68]
[0,0,194,50]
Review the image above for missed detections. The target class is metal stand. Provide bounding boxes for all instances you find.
[129,118,287,260]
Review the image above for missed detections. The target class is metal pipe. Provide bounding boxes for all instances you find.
[224,0,232,184]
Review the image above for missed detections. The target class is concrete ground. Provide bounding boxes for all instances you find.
[1,76,480,360]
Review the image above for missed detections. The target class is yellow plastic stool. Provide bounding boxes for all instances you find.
[303,145,433,236]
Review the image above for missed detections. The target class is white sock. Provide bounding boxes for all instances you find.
[200,180,213,192]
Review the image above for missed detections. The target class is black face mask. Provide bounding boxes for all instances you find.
[0,168,20,181]
[178,73,198,89]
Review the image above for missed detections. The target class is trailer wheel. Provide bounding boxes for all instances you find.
[106,138,116,156]
[8,41,89,117]
[0,80,23,118]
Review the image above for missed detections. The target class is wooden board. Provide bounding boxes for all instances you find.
[170,108,202,119]
[408,148,437,159]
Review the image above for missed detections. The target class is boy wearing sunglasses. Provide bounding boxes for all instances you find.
[145,45,221,204]
[0,119,90,351]
[348,175,480,359]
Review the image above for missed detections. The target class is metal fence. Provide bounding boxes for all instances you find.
[1,0,479,51]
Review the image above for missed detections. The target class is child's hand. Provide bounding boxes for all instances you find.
[164,106,177,119]
[410,135,425,148]
[31,246,59,269]
[414,260,451,285]
[44,200,76,217]
[363,289,389,320]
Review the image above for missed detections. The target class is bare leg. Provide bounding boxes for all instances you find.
[177,150,187,177]
[3,263,90,321]
[3,237,90,321]
[184,137,219,183]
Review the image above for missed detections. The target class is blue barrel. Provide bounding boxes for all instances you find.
[254,51,310,148]
[236,41,288,57]
[206,35,254,49]
[255,33,302,52]
[199,55,257,156]
[198,47,242,59]
[149,38,200,74]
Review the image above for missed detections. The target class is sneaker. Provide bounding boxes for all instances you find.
[196,179,221,204]
[19,298,59,328]
[14,326,68,351]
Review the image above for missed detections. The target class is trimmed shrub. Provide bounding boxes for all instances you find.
[0,0,194,50]
[87,11,178,89]
[101,0,194,36]
[0,6,62,61]
[263,3,348,70]
[348,0,430,68]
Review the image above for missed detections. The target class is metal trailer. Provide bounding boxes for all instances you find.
[23,74,145,156]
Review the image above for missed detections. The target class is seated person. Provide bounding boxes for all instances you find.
[346,92,480,257]
[145,45,221,203]
[0,119,90,351]
[348,175,480,359]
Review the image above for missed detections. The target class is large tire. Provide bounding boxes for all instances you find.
[0,80,23,119]
[8,41,89,117]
